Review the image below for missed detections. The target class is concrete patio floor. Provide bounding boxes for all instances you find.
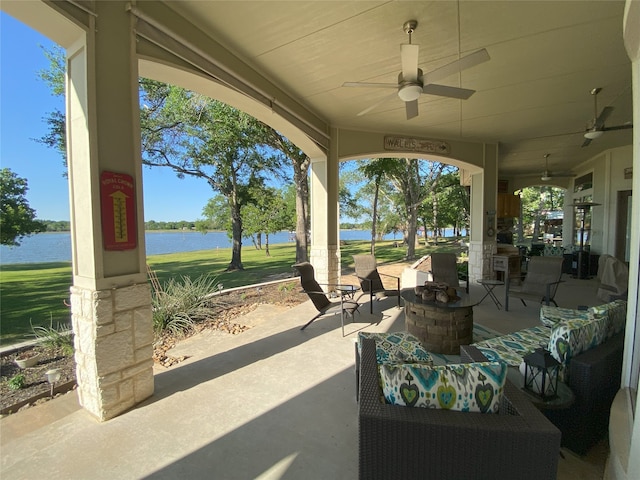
[1,270,608,479]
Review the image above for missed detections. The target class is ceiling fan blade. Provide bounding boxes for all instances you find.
[423,48,490,84]
[422,83,475,100]
[602,123,633,131]
[401,43,420,82]
[405,100,419,120]
[342,81,397,88]
[357,91,398,116]
[594,106,614,129]
[582,137,593,147]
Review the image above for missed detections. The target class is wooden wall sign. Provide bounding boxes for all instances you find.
[383,135,450,155]
[100,171,137,251]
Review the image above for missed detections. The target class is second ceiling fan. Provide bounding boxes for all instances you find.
[343,20,490,120]
[582,87,633,147]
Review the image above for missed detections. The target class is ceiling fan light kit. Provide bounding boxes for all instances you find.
[398,84,422,102]
[584,129,604,140]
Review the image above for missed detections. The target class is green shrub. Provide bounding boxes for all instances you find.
[277,282,296,292]
[152,274,224,337]
[31,316,74,356]
[7,374,26,390]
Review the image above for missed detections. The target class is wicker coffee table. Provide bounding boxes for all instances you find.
[401,289,476,354]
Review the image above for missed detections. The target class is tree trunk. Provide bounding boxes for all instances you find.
[406,206,419,260]
[371,175,381,255]
[532,188,546,242]
[227,200,244,271]
[432,194,439,245]
[293,159,310,263]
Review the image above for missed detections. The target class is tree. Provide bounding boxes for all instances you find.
[140,80,284,270]
[0,169,46,246]
[386,159,444,260]
[420,168,469,239]
[519,186,565,242]
[242,184,292,256]
[199,195,231,232]
[35,45,67,171]
[258,129,310,263]
[358,158,397,254]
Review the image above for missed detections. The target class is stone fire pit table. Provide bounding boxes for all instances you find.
[401,289,476,355]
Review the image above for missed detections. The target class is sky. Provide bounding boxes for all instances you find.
[0,12,216,222]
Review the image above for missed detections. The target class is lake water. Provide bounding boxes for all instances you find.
[0,229,420,265]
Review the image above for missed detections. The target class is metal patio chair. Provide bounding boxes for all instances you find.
[352,254,401,314]
[293,262,359,336]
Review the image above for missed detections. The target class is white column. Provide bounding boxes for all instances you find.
[309,130,340,286]
[66,2,153,421]
[607,2,640,478]
[468,145,499,282]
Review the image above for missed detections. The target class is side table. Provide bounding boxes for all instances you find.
[477,279,505,309]
[335,284,360,300]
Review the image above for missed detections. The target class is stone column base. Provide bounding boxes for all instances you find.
[310,245,340,286]
[468,240,496,282]
[70,283,154,421]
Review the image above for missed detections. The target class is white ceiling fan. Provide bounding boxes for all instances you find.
[582,87,633,147]
[540,153,574,181]
[342,20,490,120]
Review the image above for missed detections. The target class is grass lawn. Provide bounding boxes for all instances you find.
[0,237,464,346]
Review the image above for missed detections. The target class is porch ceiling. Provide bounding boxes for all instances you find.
[166,0,632,179]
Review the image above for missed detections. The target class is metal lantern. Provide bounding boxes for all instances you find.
[523,348,560,400]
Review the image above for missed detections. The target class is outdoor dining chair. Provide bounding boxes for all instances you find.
[506,256,564,311]
[429,252,469,293]
[292,262,359,336]
[352,254,401,314]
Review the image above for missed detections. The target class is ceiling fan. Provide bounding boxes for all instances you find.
[342,20,490,120]
[540,153,573,181]
[582,87,633,147]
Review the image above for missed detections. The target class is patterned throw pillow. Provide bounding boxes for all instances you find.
[357,332,433,365]
[379,361,507,413]
[547,315,608,381]
[540,305,594,328]
[589,300,627,338]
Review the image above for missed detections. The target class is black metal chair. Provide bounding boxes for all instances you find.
[292,262,359,336]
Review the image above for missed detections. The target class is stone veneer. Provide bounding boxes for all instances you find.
[309,245,340,286]
[468,240,496,282]
[70,283,154,421]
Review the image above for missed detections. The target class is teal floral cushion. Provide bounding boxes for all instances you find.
[472,326,552,367]
[547,315,608,381]
[540,305,594,327]
[357,332,432,365]
[379,361,507,413]
[589,300,627,338]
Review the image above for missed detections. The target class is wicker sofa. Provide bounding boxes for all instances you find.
[471,300,626,454]
[358,338,561,480]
